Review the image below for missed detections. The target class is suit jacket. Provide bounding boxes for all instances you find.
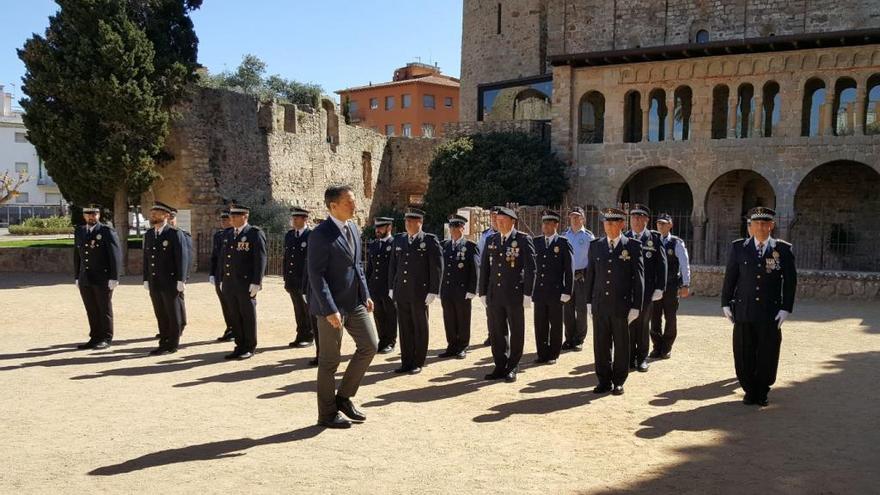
[74,223,121,286]
[388,231,443,304]
[220,224,267,291]
[478,230,536,307]
[143,225,186,290]
[307,217,370,317]
[180,230,193,281]
[283,228,311,291]
[584,236,645,317]
[365,236,394,297]
[440,238,478,300]
[721,237,797,323]
[532,235,574,303]
[209,228,231,281]
[625,229,667,303]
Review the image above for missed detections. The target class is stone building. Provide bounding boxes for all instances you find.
[458,0,880,272]
[146,87,436,236]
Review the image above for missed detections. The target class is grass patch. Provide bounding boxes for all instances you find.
[0,237,143,249]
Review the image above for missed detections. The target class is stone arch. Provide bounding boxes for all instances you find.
[512,88,551,120]
[578,90,605,144]
[321,98,339,152]
[791,161,880,271]
[703,170,777,264]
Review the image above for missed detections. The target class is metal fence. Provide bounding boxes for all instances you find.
[0,204,66,226]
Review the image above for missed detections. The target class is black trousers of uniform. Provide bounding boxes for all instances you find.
[564,275,589,345]
[534,300,564,361]
[223,285,258,353]
[149,288,183,350]
[179,291,187,335]
[593,313,630,387]
[650,288,679,354]
[629,300,653,365]
[79,285,114,342]
[733,320,782,400]
[215,284,233,333]
[397,301,429,369]
[372,293,397,349]
[289,287,317,343]
[488,303,525,374]
[441,297,472,353]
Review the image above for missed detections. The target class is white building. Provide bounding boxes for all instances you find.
[1,85,63,212]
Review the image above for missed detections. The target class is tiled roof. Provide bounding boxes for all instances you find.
[337,75,460,94]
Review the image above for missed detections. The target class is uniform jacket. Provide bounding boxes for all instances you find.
[143,225,187,290]
[388,231,443,304]
[532,235,574,303]
[74,223,121,286]
[584,236,645,317]
[625,229,667,302]
[307,217,370,317]
[220,224,267,292]
[365,236,394,298]
[209,228,231,281]
[662,234,684,288]
[440,237,479,300]
[283,227,311,291]
[721,237,797,323]
[478,230,537,307]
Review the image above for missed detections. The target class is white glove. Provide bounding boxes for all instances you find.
[388,290,394,299]
[722,306,734,323]
[209,275,215,285]
[75,279,79,287]
[775,310,789,329]
[143,281,150,291]
[651,289,663,301]
[249,284,261,298]
[108,280,118,291]
[560,294,571,303]
[587,304,592,318]
[177,281,186,293]
[480,296,487,306]
[425,293,438,305]
[523,295,532,308]
[465,292,475,300]
[627,309,639,324]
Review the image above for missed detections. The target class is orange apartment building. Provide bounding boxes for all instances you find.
[336,62,459,138]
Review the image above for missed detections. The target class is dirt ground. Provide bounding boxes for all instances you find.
[1,273,878,494]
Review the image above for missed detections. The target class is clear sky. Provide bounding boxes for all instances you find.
[0,0,463,106]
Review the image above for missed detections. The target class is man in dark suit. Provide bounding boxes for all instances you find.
[722,207,797,407]
[210,210,234,342]
[143,202,187,355]
[74,204,122,350]
[388,207,443,374]
[478,206,536,383]
[624,204,667,372]
[284,207,317,348]
[365,216,397,354]
[308,185,378,429]
[586,207,644,396]
[439,214,478,359]
[220,204,267,360]
[532,210,573,365]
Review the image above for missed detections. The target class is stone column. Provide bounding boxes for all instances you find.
[641,96,651,142]
[727,96,739,139]
[752,94,764,138]
[855,93,866,136]
[820,82,834,136]
[666,90,676,141]
[691,216,705,265]
[551,65,574,162]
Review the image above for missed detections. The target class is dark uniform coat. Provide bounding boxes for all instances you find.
[440,237,479,354]
[74,223,121,343]
[366,235,397,349]
[284,228,316,343]
[143,225,187,350]
[624,229,667,365]
[220,224,268,353]
[210,228,233,335]
[532,235,573,361]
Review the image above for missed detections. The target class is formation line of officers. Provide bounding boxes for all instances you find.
[71,197,796,419]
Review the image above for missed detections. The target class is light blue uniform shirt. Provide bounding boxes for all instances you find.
[476,228,495,266]
[662,234,691,286]
[564,227,595,270]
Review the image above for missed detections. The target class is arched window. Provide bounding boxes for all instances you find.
[695,30,710,43]
[712,85,729,139]
[867,74,880,135]
[761,81,781,137]
[673,86,692,141]
[833,78,858,136]
[802,78,826,137]
[513,88,551,120]
[647,89,667,142]
[578,91,605,144]
[735,83,754,138]
[623,90,642,143]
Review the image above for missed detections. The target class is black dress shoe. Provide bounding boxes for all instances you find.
[612,385,625,396]
[378,345,394,354]
[93,340,111,350]
[77,341,97,350]
[393,366,412,374]
[593,384,612,394]
[237,351,254,360]
[455,351,467,359]
[484,371,503,380]
[661,352,672,360]
[336,396,366,422]
[504,371,517,383]
[546,359,557,365]
[533,357,547,364]
[648,349,662,359]
[482,337,491,346]
[317,413,352,429]
[154,333,161,339]
[756,397,769,407]
[571,344,583,352]
[409,367,422,375]
[216,331,234,342]
[743,395,755,405]
[637,361,649,372]
[290,340,313,348]
[437,350,455,358]
[149,348,166,356]
[308,358,319,367]
[561,342,573,351]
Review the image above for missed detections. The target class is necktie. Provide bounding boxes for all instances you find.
[610,239,616,250]
[757,242,764,257]
[345,224,355,253]
[234,229,239,237]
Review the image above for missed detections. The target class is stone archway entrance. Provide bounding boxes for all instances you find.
[703,169,776,264]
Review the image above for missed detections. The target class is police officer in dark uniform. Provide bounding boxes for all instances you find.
[439,214,478,359]
[650,213,691,359]
[478,206,536,383]
[585,207,644,395]
[221,204,268,360]
[210,210,234,341]
[74,204,122,350]
[365,216,397,354]
[143,202,187,355]
[476,207,500,346]
[624,204,667,372]
[388,208,442,374]
[284,207,317,348]
[533,210,573,365]
[168,207,193,336]
[722,207,796,407]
